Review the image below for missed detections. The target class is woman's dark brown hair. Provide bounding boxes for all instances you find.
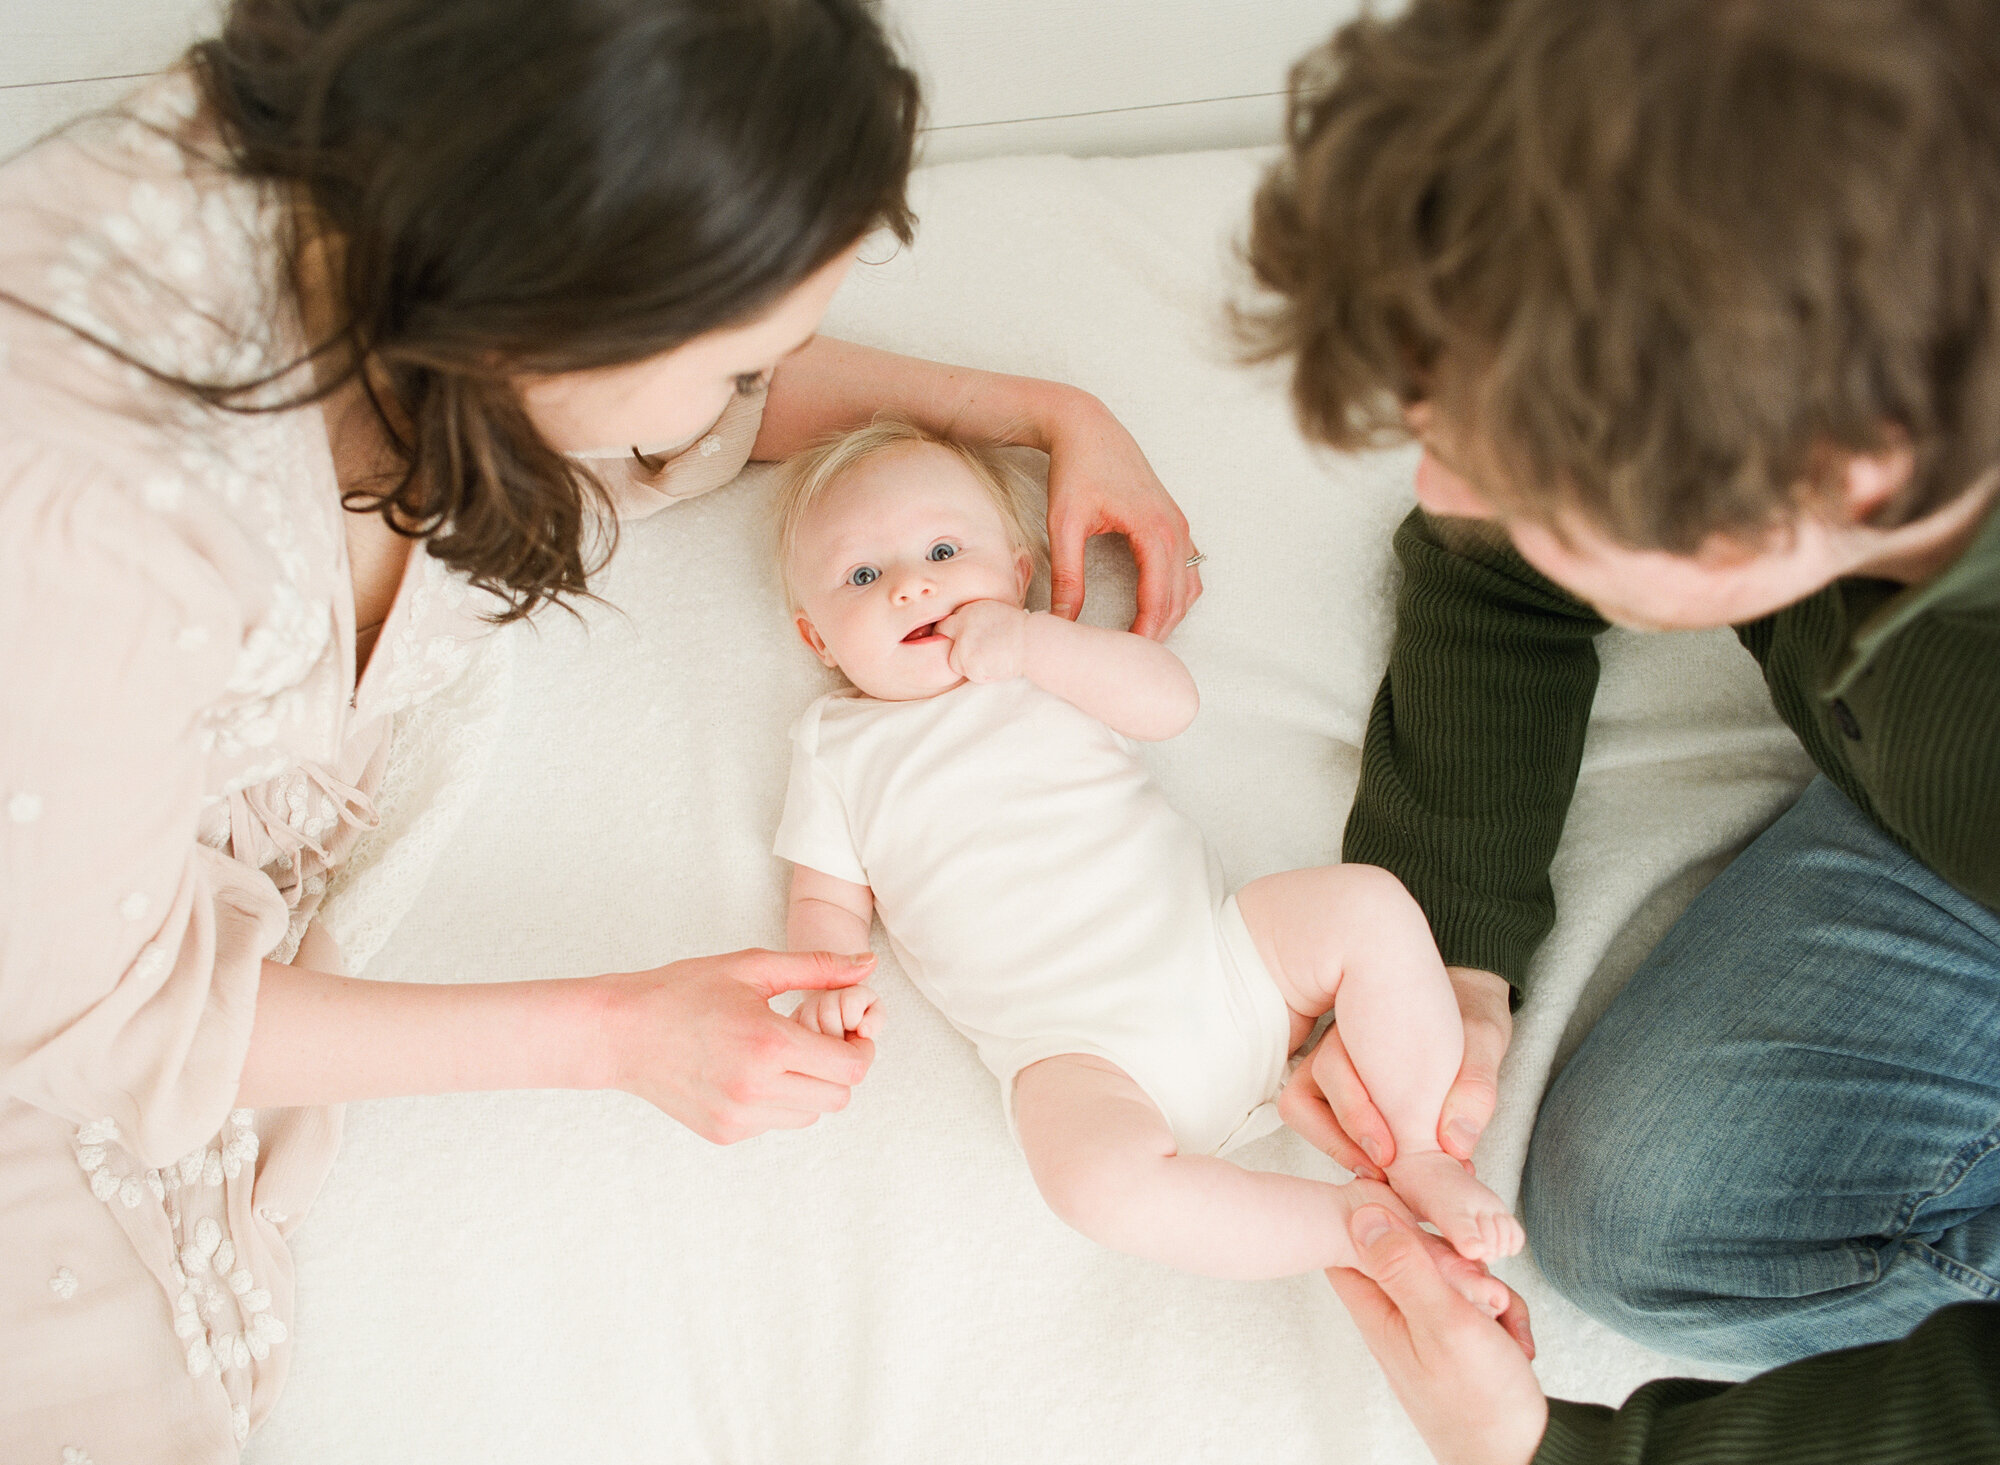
[1242,0,2000,552]
[54,0,918,617]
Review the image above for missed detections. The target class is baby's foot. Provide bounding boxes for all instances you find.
[1383,1149,1525,1263]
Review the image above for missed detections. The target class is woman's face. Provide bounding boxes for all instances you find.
[517,243,859,457]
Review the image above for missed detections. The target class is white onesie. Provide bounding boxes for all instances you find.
[774,679,1293,1156]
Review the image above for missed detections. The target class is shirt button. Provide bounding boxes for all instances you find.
[1831,698,1863,741]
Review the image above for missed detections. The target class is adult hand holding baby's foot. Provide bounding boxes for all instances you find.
[594,948,877,1146]
[1328,1206,1543,1465]
[938,599,1030,683]
[793,981,883,1040]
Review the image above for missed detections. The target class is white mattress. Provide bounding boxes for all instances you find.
[256,147,1814,1463]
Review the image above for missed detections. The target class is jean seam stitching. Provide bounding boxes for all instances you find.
[1899,1237,2000,1299]
[1888,1118,2000,1236]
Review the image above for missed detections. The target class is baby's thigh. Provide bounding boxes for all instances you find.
[1013,1055,1176,1227]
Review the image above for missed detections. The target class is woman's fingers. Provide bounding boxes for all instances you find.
[1128,527,1201,640]
[782,1022,875,1085]
[761,1070,865,1114]
[1048,510,1090,623]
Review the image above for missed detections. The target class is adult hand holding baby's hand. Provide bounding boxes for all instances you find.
[939,599,1030,683]
[593,949,877,1145]
[793,982,883,1040]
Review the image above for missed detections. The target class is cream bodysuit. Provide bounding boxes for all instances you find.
[775,679,1293,1157]
[0,74,765,1460]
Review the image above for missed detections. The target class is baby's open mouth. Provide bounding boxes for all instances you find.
[901,621,942,644]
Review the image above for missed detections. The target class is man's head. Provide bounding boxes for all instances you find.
[1244,0,2000,624]
[777,419,1044,699]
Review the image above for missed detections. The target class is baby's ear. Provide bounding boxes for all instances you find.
[1015,548,1034,600]
[795,612,840,669]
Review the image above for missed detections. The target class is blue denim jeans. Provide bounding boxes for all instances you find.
[1522,776,2000,1370]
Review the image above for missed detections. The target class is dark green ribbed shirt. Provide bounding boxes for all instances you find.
[1344,498,2000,991]
[1534,1301,2000,1464]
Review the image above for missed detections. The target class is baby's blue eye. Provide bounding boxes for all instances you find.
[927,542,958,562]
[847,566,879,587]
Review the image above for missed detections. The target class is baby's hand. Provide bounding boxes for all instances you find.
[938,600,1030,683]
[793,982,883,1040]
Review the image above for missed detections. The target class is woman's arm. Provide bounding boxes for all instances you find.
[756,336,1201,637]
[237,948,880,1146]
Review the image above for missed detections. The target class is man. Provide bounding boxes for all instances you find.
[1244,0,2000,1459]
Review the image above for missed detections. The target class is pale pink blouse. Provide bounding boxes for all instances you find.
[0,73,765,1460]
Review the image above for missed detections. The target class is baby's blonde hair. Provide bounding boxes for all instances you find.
[773,416,1047,611]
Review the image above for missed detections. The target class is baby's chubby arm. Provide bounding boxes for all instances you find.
[938,601,1199,741]
[787,864,883,1040]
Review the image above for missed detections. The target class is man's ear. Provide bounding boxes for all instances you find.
[795,612,839,669]
[1840,439,1916,523]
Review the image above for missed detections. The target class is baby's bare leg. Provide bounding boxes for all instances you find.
[1011,1052,1508,1306]
[1237,867,1525,1262]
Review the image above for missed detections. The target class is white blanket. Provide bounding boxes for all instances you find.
[256,148,1815,1464]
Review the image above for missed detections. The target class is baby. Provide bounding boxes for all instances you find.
[771,419,1522,1293]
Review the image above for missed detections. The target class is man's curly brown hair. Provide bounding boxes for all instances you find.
[1241,0,2000,552]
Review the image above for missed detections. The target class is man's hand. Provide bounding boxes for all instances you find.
[1281,966,1512,1180]
[1043,394,1202,639]
[939,599,1031,683]
[1330,1205,1545,1465]
[595,948,877,1145]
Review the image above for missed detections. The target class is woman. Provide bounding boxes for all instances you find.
[0,0,1199,1454]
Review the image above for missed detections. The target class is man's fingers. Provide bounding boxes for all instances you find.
[1278,1064,1382,1181]
[1324,1259,1402,1343]
[1348,1206,1469,1335]
[744,947,875,996]
[1311,1024,1397,1173]
[1495,1287,1536,1361]
[1439,1073,1500,1161]
[1440,968,1512,1160]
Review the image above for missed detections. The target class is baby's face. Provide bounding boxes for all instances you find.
[791,442,1031,701]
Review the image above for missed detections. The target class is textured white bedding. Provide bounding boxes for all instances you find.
[258,147,1814,1464]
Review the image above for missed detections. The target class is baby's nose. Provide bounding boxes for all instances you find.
[890,570,937,603]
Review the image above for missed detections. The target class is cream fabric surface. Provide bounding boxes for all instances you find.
[252,149,1816,1463]
[0,72,764,1463]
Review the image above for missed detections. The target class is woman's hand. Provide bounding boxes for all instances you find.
[1329,1205,1544,1465]
[1043,394,1202,640]
[594,948,878,1145]
[1281,966,1512,1181]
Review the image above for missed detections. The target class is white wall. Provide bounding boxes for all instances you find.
[0,0,1365,163]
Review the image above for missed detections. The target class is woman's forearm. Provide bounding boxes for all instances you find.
[755,336,1086,459]
[236,960,609,1108]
